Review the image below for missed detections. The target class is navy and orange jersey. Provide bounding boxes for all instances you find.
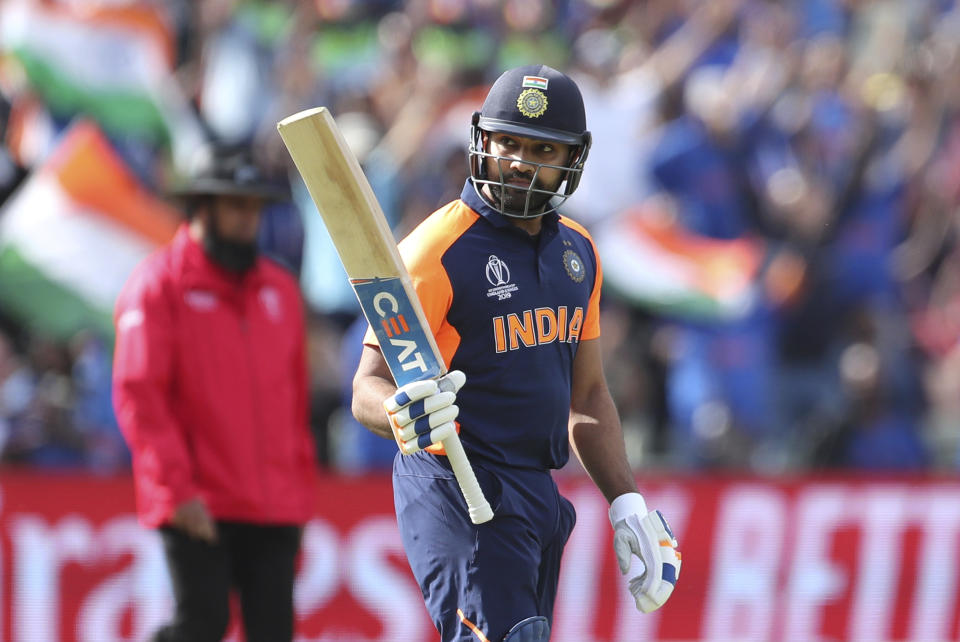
[365,180,602,470]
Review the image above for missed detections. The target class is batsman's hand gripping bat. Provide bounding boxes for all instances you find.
[277,107,494,525]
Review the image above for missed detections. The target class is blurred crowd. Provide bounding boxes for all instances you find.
[3,0,960,474]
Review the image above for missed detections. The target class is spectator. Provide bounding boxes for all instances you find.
[813,340,928,470]
[69,330,129,473]
[0,330,33,457]
[647,63,793,468]
[3,335,85,468]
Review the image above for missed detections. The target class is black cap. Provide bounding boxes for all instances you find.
[477,64,587,145]
[171,148,288,201]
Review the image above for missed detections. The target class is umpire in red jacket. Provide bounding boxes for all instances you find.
[112,149,317,642]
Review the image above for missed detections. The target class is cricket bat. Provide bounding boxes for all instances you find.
[277,107,494,525]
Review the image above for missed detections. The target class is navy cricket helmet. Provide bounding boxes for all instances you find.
[469,64,592,218]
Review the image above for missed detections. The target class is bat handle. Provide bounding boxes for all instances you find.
[442,432,494,524]
[436,374,493,524]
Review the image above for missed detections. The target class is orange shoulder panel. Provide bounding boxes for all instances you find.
[363,201,479,368]
[559,216,602,341]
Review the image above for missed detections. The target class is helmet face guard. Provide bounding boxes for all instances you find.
[467,65,592,219]
[469,113,592,219]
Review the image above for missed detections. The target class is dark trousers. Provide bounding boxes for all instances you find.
[151,522,302,642]
[395,454,576,642]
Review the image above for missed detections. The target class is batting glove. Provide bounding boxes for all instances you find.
[609,492,681,613]
[383,370,466,455]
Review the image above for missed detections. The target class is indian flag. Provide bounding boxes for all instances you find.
[596,208,764,321]
[0,120,180,340]
[522,75,549,90]
[0,2,175,145]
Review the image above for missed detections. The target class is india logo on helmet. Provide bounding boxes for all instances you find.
[517,88,548,119]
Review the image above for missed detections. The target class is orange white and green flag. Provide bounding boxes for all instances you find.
[0,120,180,340]
[596,207,764,321]
[0,2,175,145]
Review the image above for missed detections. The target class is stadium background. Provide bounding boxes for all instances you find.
[2,0,960,639]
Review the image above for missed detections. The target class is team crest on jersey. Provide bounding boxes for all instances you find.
[563,249,586,283]
[517,88,548,119]
[485,254,519,300]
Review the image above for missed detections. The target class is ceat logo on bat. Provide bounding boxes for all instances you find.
[352,277,444,385]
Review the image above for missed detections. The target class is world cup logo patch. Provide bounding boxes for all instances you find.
[485,254,519,300]
[563,249,586,283]
[517,88,548,119]
[486,255,510,286]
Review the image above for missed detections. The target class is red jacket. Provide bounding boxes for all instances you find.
[113,225,316,528]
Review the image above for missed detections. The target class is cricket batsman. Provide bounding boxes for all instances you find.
[352,64,681,641]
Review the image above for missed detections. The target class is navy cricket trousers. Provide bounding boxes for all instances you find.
[394,452,576,642]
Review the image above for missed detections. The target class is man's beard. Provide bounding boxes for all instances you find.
[490,172,556,216]
[202,214,258,274]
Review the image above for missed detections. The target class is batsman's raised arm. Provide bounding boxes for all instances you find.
[354,345,466,456]
[352,344,397,439]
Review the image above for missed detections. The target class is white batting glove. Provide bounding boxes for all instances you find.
[609,493,681,613]
[383,370,466,455]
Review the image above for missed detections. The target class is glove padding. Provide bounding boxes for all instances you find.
[609,493,681,613]
[383,370,466,455]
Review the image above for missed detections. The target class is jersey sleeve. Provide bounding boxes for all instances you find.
[360,229,454,355]
[583,236,602,341]
[359,237,455,359]
[362,202,478,368]
[112,262,196,523]
[560,216,603,341]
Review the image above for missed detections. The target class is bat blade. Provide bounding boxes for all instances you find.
[276,107,442,385]
[277,107,493,524]
[277,107,399,280]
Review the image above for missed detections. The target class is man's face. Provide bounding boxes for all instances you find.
[207,195,264,243]
[482,132,571,216]
[195,194,264,273]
